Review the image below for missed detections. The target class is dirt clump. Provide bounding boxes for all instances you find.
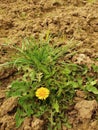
[72,53,94,68]
[16,117,44,130]
[0,97,17,130]
[68,100,98,130]
[31,117,44,130]
[75,100,98,121]
[0,97,17,117]
[0,115,16,130]
[0,67,17,80]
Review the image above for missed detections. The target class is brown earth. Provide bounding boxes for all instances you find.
[0,0,98,130]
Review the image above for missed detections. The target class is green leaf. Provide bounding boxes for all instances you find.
[53,100,59,113]
[64,68,71,75]
[18,96,33,116]
[90,80,97,86]
[15,108,26,128]
[7,81,31,97]
[92,65,98,72]
[86,85,98,94]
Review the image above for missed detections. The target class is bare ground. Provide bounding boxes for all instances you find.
[0,0,98,130]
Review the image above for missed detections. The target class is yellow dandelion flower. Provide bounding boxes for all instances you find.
[35,87,50,100]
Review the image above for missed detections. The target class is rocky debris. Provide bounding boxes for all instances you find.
[0,97,17,117]
[74,100,98,121]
